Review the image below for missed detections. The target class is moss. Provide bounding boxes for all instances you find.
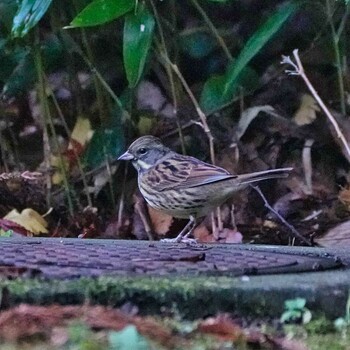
[1,272,348,320]
[1,276,259,319]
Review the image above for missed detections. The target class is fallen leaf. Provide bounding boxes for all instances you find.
[4,208,48,235]
[0,304,175,347]
[293,94,320,126]
[148,206,173,236]
[222,228,243,243]
[236,105,283,140]
[315,220,350,247]
[69,116,94,149]
[339,186,350,210]
[198,314,245,341]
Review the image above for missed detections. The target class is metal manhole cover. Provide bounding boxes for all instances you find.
[0,238,343,279]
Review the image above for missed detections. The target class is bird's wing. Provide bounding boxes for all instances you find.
[143,155,236,192]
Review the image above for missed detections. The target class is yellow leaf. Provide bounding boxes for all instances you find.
[50,154,69,185]
[69,116,93,149]
[293,94,320,126]
[137,115,155,135]
[4,209,48,235]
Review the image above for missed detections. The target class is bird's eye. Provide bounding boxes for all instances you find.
[138,148,147,155]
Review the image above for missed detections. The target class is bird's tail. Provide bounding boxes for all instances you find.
[237,167,293,185]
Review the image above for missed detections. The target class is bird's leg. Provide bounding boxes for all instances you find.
[161,216,197,243]
[176,215,196,242]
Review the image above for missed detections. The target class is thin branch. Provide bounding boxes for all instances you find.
[326,0,346,115]
[150,0,186,153]
[281,49,350,160]
[252,185,312,246]
[165,59,216,164]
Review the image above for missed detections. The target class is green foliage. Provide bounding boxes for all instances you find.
[108,325,150,350]
[82,127,125,169]
[1,50,36,96]
[0,0,18,31]
[67,322,103,350]
[200,1,298,113]
[179,30,216,59]
[334,291,350,331]
[11,0,53,37]
[68,0,135,28]
[123,5,155,88]
[280,298,312,324]
[0,229,13,237]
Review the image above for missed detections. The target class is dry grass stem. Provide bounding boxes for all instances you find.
[281,49,350,161]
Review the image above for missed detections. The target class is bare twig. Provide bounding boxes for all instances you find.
[164,59,224,232]
[252,185,312,246]
[326,0,347,115]
[281,49,350,160]
[166,61,216,164]
[150,0,186,153]
[302,139,314,195]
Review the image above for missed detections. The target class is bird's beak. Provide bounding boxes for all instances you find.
[118,151,134,161]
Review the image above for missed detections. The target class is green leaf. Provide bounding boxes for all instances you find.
[123,5,155,88]
[223,2,297,96]
[200,64,259,113]
[199,74,227,114]
[68,0,135,28]
[0,0,18,31]
[285,297,306,311]
[83,127,125,169]
[200,1,298,113]
[2,51,36,97]
[179,30,216,59]
[108,325,150,350]
[11,0,53,38]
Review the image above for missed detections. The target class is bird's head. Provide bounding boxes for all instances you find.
[118,136,171,172]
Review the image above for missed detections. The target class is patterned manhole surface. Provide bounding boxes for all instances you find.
[0,238,343,279]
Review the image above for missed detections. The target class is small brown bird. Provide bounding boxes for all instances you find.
[118,136,292,242]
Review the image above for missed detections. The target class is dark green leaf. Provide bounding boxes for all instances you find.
[200,1,298,113]
[222,2,297,97]
[199,74,226,114]
[0,0,18,31]
[123,5,155,88]
[2,51,36,97]
[11,0,53,38]
[82,114,125,168]
[200,64,259,113]
[68,0,134,28]
[180,30,216,59]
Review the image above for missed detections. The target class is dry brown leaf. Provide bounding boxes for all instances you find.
[148,206,173,235]
[236,105,282,140]
[194,224,215,242]
[222,228,243,243]
[198,314,245,341]
[315,220,350,247]
[293,94,320,126]
[339,187,350,210]
[0,304,175,347]
[4,208,48,235]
